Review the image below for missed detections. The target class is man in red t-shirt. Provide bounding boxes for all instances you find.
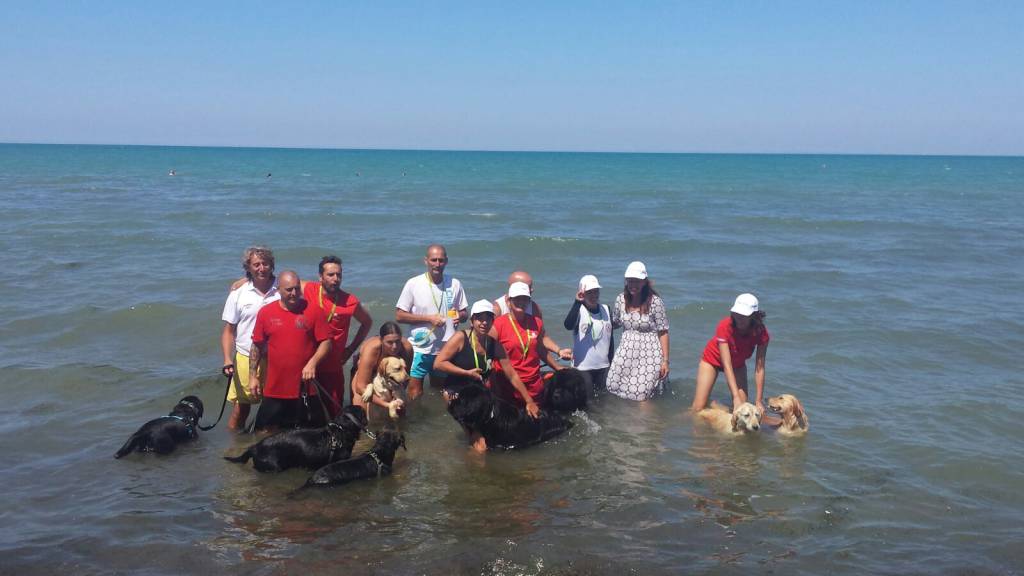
[301,255,372,416]
[490,282,572,416]
[250,271,331,432]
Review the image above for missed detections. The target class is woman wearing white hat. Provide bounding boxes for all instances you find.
[563,274,614,394]
[691,293,770,414]
[435,299,501,398]
[605,262,671,401]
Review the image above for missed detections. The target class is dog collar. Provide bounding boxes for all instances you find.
[367,451,384,476]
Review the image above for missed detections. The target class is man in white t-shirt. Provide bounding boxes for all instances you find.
[220,246,280,430]
[395,244,468,399]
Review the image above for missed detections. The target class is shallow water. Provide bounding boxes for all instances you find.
[1,145,1022,575]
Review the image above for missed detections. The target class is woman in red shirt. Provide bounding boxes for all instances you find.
[691,293,770,413]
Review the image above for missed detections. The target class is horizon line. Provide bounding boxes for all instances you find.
[1,140,1021,159]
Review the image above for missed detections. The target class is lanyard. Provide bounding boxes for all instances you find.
[507,313,532,357]
[318,283,338,322]
[424,272,447,314]
[470,330,489,370]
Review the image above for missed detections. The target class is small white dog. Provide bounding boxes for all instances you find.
[698,401,763,435]
[361,356,410,419]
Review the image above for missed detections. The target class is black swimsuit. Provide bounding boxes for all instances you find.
[443,329,496,395]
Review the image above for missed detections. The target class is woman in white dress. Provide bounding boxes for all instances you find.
[605,262,670,401]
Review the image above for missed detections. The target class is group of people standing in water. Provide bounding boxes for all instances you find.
[219,243,770,433]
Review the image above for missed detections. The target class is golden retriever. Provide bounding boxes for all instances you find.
[766,394,809,436]
[698,401,762,435]
[361,356,409,419]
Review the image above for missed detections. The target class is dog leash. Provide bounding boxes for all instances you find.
[198,371,233,431]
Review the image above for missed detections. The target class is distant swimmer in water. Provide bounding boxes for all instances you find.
[169,169,176,176]
[266,173,272,178]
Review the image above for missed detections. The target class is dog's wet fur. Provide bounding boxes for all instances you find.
[302,429,405,488]
[447,384,573,450]
[767,394,809,436]
[114,395,204,458]
[698,401,763,435]
[224,405,368,472]
[542,368,588,413]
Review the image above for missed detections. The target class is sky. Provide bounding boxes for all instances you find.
[1,1,1021,155]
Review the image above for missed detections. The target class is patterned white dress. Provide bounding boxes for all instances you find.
[606,293,669,401]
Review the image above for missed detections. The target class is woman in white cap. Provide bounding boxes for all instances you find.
[606,262,671,401]
[435,299,501,399]
[490,282,573,416]
[563,274,614,394]
[691,293,769,413]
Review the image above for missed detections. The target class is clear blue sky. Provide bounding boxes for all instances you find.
[2,1,1021,155]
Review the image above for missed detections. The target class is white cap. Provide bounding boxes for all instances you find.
[470,299,495,317]
[730,293,760,316]
[578,274,601,292]
[508,281,531,298]
[624,261,648,280]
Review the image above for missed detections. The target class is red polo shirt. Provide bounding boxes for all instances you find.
[251,300,329,399]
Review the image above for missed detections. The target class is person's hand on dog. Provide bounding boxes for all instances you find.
[466,367,484,382]
[525,400,541,419]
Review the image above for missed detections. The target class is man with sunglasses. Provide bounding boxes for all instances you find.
[396,244,468,400]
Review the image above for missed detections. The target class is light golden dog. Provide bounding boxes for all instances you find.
[767,394,809,436]
[361,356,409,419]
[698,401,763,435]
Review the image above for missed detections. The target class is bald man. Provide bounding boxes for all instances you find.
[249,271,332,432]
[494,270,544,319]
[396,244,469,399]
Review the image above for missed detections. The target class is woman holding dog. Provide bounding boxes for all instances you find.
[351,322,414,410]
[605,262,670,401]
[563,274,614,395]
[691,293,769,413]
[435,299,499,398]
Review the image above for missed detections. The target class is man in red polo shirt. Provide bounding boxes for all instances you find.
[249,270,331,432]
[301,255,372,416]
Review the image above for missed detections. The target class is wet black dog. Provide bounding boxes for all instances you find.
[303,429,406,488]
[224,405,368,472]
[447,384,573,450]
[543,368,588,413]
[114,395,204,458]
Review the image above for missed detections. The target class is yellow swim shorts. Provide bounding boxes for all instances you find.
[227,351,266,405]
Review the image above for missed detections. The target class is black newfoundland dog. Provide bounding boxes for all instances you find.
[224,405,368,472]
[302,428,406,488]
[114,395,204,458]
[447,384,573,450]
[542,368,589,413]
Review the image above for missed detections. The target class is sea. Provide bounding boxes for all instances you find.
[0,143,1021,575]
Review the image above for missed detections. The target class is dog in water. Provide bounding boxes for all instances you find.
[361,356,409,420]
[114,395,204,458]
[302,429,406,488]
[447,384,573,450]
[223,405,368,472]
[542,368,588,413]
[767,394,809,436]
[698,401,763,435]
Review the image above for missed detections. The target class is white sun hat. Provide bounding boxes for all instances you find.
[624,261,648,280]
[730,293,760,316]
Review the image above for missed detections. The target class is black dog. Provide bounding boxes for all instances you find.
[114,395,204,458]
[543,368,588,413]
[302,429,406,488]
[224,405,368,472]
[447,384,573,450]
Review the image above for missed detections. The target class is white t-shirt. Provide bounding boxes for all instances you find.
[396,273,468,354]
[495,295,534,316]
[573,303,613,370]
[221,280,280,356]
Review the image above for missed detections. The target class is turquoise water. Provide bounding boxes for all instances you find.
[1,144,1022,574]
